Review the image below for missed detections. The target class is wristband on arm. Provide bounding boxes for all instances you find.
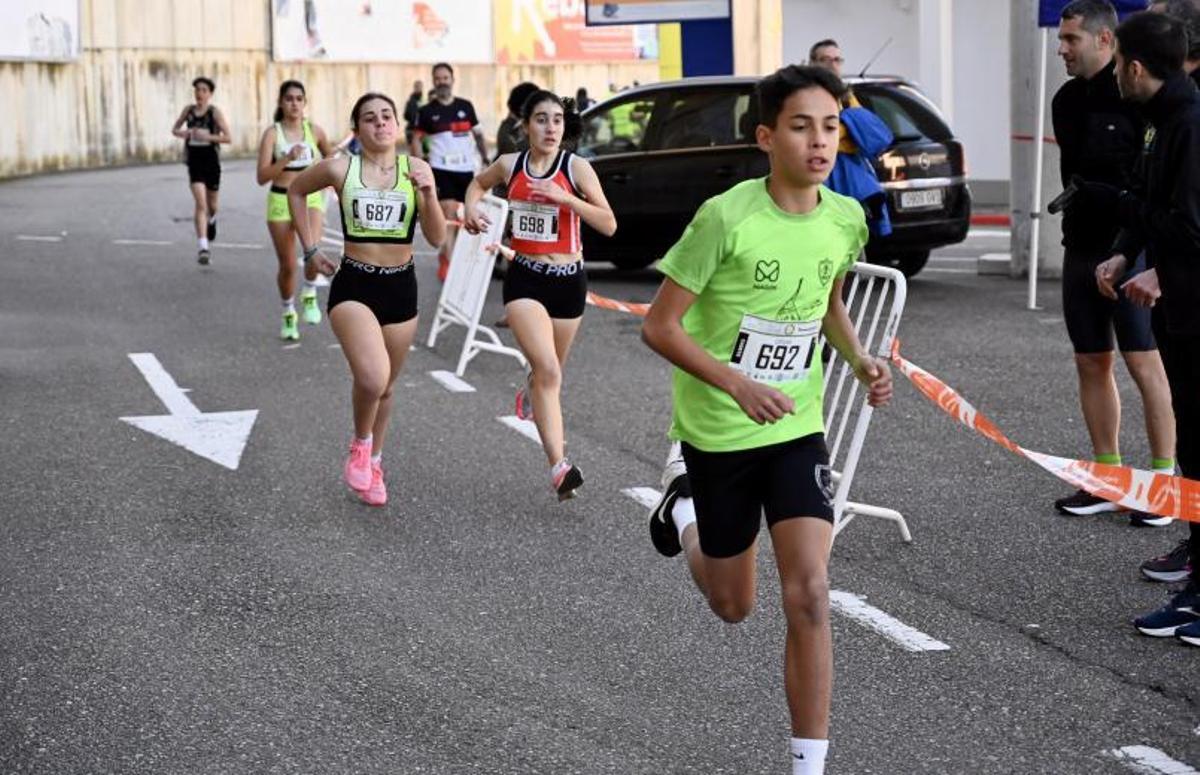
[302,245,319,263]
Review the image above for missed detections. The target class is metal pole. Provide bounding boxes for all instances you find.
[1028,26,1048,310]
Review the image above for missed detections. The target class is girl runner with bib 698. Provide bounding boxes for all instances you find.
[462,91,616,501]
[256,80,333,341]
[286,92,446,507]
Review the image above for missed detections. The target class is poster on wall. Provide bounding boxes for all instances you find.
[496,0,658,64]
[0,0,79,61]
[272,0,493,63]
[584,0,730,25]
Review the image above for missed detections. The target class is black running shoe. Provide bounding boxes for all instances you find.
[1054,488,1119,515]
[207,217,217,241]
[197,248,211,266]
[1141,539,1192,582]
[1130,510,1173,528]
[553,461,583,502]
[649,442,689,557]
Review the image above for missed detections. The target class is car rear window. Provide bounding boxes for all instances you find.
[852,84,952,143]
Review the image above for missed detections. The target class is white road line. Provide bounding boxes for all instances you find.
[16,234,63,242]
[980,252,1012,261]
[498,415,540,444]
[1107,746,1199,774]
[282,343,301,350]
[622,487,661,509]
[212,242,263,250]
[967,229,1010,238]
[922,267,975,275]
[114,239,174,246]
[429,370,475,393]
[828,591,950,652]
[928,256,977,263]
[327,343,341,349]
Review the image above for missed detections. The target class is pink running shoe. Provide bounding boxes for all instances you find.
[515,369,535,421]
[344,438,373,491]
[358,461,387,506]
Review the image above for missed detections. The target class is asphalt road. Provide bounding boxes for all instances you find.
[2,159,1198,774]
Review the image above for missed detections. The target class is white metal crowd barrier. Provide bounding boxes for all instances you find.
[824,261,911,543]
[425,195,526,376]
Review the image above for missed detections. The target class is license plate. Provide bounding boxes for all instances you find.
[899,188,944,210]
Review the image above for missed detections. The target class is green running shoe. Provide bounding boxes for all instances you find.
[280,310,300,341]
[300,290,322,325]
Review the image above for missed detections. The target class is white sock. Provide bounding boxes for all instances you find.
[370,453,382,464]
[208,214,217,224]
[672,496,696,542]
[282,297,295,312]
[551,459,571,480]
[198,237,209,250]
[302,280,317,294]
[790,738,828,775]
[356,434,372,445]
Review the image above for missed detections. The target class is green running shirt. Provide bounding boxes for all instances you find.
[657,178,868,452]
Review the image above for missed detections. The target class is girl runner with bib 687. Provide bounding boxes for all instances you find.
[286,92,446,507]
[462,92,616,501]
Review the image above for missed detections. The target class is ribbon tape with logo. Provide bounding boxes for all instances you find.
[890,340,1200,523]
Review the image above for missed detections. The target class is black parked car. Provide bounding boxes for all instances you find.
[575,75,971,277]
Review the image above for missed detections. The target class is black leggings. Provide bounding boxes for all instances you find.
[1153,311,1200,575]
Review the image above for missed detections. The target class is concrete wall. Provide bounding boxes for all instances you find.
[0,0,661,178]
[781,0,1011,196]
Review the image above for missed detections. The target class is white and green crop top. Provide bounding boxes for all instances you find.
[339,155,418,244]
[273,119,319,171]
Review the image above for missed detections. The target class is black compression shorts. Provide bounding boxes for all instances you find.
[681,433,834,559]
[502,253,587,319]
[327,256,418,326]
[1062,248,1155,353]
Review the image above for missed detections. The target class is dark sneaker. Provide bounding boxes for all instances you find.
[1134,583,1200,637]
[1176,618,1200,647]
[1054,488,1119,515]
[649,441,690,558]
[1141,539,1192,583]
[197,249,211,266]
[207,217,217,241]
[1130,511,1173,528]
[552,460,583,502]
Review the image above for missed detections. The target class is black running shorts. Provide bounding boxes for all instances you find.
[1062,248,1155,353]
[502,253,587,319]
[433,168,473,203]
[327,256,418,326]
[681,433,835,559]
[186,147,221,191]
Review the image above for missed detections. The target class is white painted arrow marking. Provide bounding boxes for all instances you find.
[120,353,257,471]
[1108,746,1199,774]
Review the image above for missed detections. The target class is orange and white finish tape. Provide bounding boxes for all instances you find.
[890,340,1200,523]
[487,243,652,317]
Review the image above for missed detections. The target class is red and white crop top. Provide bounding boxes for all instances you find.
[506,150,582,255]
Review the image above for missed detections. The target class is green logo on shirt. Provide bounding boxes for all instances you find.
[754,259,780,288]
[819,258,834,285]
[776,278,804,321]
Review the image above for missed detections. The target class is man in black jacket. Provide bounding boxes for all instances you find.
[1081,11,1200,644]
[1051,1,1176,525]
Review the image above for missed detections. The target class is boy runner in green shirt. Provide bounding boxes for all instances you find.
[641,65,893,775]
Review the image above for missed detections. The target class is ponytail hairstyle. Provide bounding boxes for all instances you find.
[274,79,306,123]
[519,90,582,145]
